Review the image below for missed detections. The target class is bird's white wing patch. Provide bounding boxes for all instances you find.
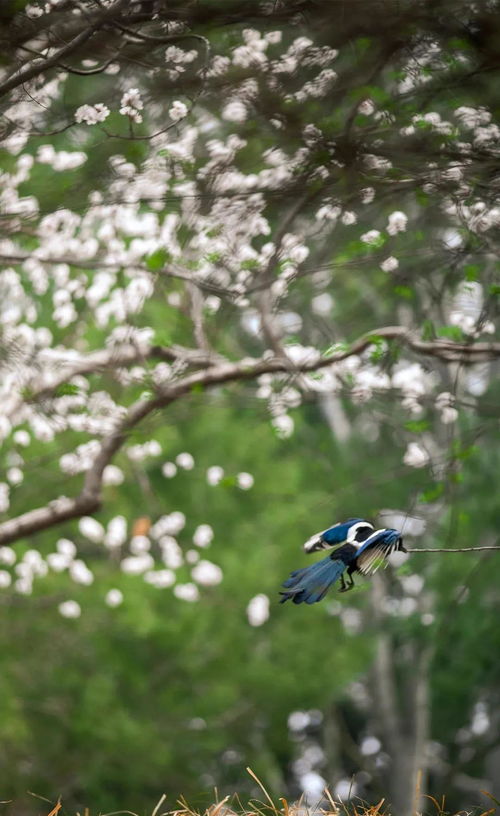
[303,530,328,552]
[356,536,401,575]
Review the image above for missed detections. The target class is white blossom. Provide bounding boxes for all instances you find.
[120,554,154,575]
[400,574,424,595]
[102,465,124,485]
[57,538,77,558]
[105,516,127,549]
[70,560,94,585]
[361,187,375,204]
[222,100,248,122]
[105,588,123,607]
[162,462,177,478]
[130,535,151,555]
[0,483,10,512]
[272,414,294,439]
[0,570,12,588]
[246,594,270,626]
[153,512,186,537]
[358,99,375,116]
[380,256,399,272]
[119,88,144,124]
[387,211,408,235]
[47,553,71,572]
[0,546,16,566]
[309,295,332,318]
[160,537,183,569]
[174,582,200,602]
[206,465,224,485]
[176,452,195,470]
[403,442,430,468]
[79,516,105,543]
[144,569,176,588]
[237,472,254,490]
[193,524,214,548]
[191,559,223,586]
[360,736,381,756]
[169,100,188,121]
[59,600,81,619]
[436,392,459,424]
[341,210,357,225]
[7,467,23,485]
[360,229,382,245]
[13,430,30,446]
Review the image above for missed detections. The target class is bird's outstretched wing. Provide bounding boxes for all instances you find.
[355,528,405,575]
[280,554,346,604]
[304,518,373,553]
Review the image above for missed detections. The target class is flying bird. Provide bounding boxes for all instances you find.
[280,518,406,605]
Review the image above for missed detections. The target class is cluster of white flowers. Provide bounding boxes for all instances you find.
[386,211,408,235]
[435,392,458,424]
[75,103,110,125]
[392,362,435,415]
[120,89,144,124]
[165,46,198,80]
[361,229,382,245]
[169,100,188,121]
[380,256,399,272]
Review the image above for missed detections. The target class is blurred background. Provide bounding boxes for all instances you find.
[1,2,500,815]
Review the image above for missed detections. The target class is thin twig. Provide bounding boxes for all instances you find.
[406,546,500,552]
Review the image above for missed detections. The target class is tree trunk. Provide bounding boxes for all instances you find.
[371,575,432,816]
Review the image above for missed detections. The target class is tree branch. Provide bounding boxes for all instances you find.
[3,325,500,546]
[406,546,500,552]
[0,0,129,100]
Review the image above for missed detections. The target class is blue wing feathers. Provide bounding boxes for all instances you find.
[280,555,346,604]
[321,518,364,545]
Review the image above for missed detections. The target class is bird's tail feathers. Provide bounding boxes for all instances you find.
[280,555,346,604]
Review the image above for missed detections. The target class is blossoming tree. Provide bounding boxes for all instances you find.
[2,0,500,812]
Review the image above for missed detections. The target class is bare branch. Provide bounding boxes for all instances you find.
[407,546,500,552]
[0,0,129,100]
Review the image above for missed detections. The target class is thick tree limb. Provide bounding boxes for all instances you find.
[15,323,500,410]
[3,325,500,546]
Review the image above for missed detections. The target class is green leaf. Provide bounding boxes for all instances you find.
[404,420,430,433]
[393,285,413,299]
[437,325,464,341]
[205,252,222,264]
[220,475,237,488]
[146,249,171,271]
[465,264,479,281]
[420,483,444,503]
[54,383,80,397]
[154,330,172,346]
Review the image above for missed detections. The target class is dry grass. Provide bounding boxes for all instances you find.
[13,772,500,816]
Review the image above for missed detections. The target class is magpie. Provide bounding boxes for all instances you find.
[280,518,406,605]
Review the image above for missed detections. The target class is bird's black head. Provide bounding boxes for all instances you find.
[348,522,374,544]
